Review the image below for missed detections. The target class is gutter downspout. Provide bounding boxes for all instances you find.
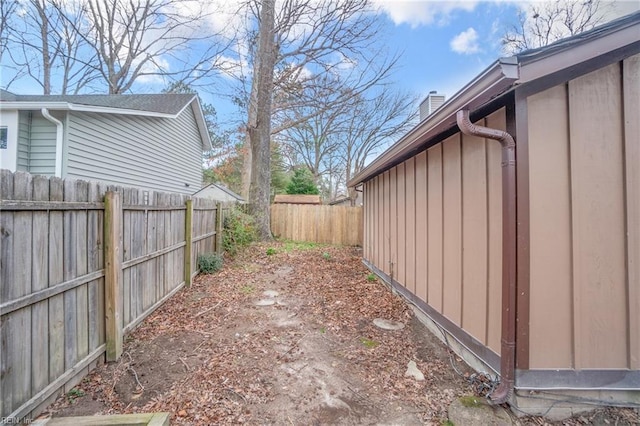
[41,108,63,177]
[456,109,517,405]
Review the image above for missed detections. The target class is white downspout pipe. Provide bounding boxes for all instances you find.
[41,108,64,177]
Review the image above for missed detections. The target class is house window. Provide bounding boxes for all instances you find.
[0,127,7,149]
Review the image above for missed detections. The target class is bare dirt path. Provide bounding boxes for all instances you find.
[43,242,639,425]
[46,242,473,425]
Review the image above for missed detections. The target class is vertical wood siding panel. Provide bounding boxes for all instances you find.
[415,152,428,303]
[370,181,375,264]
[569,63,627,368]
[377,175,383,270]
[461,131,488,344]
[383,171,390,275]
[363,183,368,260]
[623,54,640,369]
[405,158,416,295]
[527,85,574,368]
[442,135,462,326]
[427,145,444,312]
[396,164,406,286]
[485,111,505,355]
[366,183,371,261]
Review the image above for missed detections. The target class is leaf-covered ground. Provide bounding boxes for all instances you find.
[43,242,639,425]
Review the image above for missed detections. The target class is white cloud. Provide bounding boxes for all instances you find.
[373,0,478,27]
[450,27,480,54]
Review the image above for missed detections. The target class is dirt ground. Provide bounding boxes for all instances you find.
[43,243,639,425]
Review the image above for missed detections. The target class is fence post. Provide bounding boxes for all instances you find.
[104,191,123,362]
[184,199,193,287]
[215,202,223,255]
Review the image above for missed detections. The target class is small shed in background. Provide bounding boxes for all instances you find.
[349,12,639,418]
[193,183,245,204]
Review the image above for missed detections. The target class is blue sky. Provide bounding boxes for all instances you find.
[375,1,517,102]
[3,0,638,130]
[206,0,638,129]
[362,0,638,103]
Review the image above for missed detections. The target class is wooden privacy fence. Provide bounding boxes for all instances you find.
[0,170,223,423]
[270,203,363,246]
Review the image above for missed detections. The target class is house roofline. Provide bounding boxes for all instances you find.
[189,96,213,151]
[0,94,213,151]
[348,11,640,187]
[193,183,244,201]
[347,57,518,186]
[0,101,178,117]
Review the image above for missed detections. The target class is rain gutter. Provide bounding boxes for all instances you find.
[41,108,64,178]
[347,57,519,187]
[456,109,517,405]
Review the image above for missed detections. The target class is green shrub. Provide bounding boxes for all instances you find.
[198,252,224,273]
[266,247,277,256]
[367,273,377,282]
[222,207,257,256]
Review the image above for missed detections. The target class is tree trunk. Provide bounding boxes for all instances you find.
[247,0,276,240]
[241,137,252,199]
[36,0,51,94]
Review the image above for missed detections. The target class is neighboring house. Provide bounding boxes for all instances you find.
[193,183,245,203]
[273,194,321,204]
[329,193,362,206]
[0,90,212,194]
[349,13,639,417]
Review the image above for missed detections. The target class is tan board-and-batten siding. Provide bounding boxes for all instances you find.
[526,55,640,370]
[0,170,222,423]
[363,108,506,361]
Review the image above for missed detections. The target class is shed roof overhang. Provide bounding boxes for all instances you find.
[348,11,640,187]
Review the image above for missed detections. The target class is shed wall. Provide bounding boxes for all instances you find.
[527,56,639,369]
[65,105,203,194]
[363,109,505,357]
[527,55,640,369]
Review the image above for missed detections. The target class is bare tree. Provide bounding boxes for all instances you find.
[53,0,232,94]
[0,0,18,62]
[341,90,418,205]
[503,0,609,54]
[240,0,399,238]
[277,80,417,206]
[2,0,97,94]
[247,0,277,239]
[277,75,351,185]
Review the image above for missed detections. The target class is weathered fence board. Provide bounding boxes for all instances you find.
[270,204,363,246]
[0,170,221,423]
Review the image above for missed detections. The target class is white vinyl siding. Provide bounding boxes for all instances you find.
[16,111,30,171]
[65,105,203,194]
[28,111,57,175]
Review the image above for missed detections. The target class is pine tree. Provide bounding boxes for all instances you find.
[286,168,319,195]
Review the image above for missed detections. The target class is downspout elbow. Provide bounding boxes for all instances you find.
[41,108,64,178]
[456,109,515,150]
[456,109,517,405]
